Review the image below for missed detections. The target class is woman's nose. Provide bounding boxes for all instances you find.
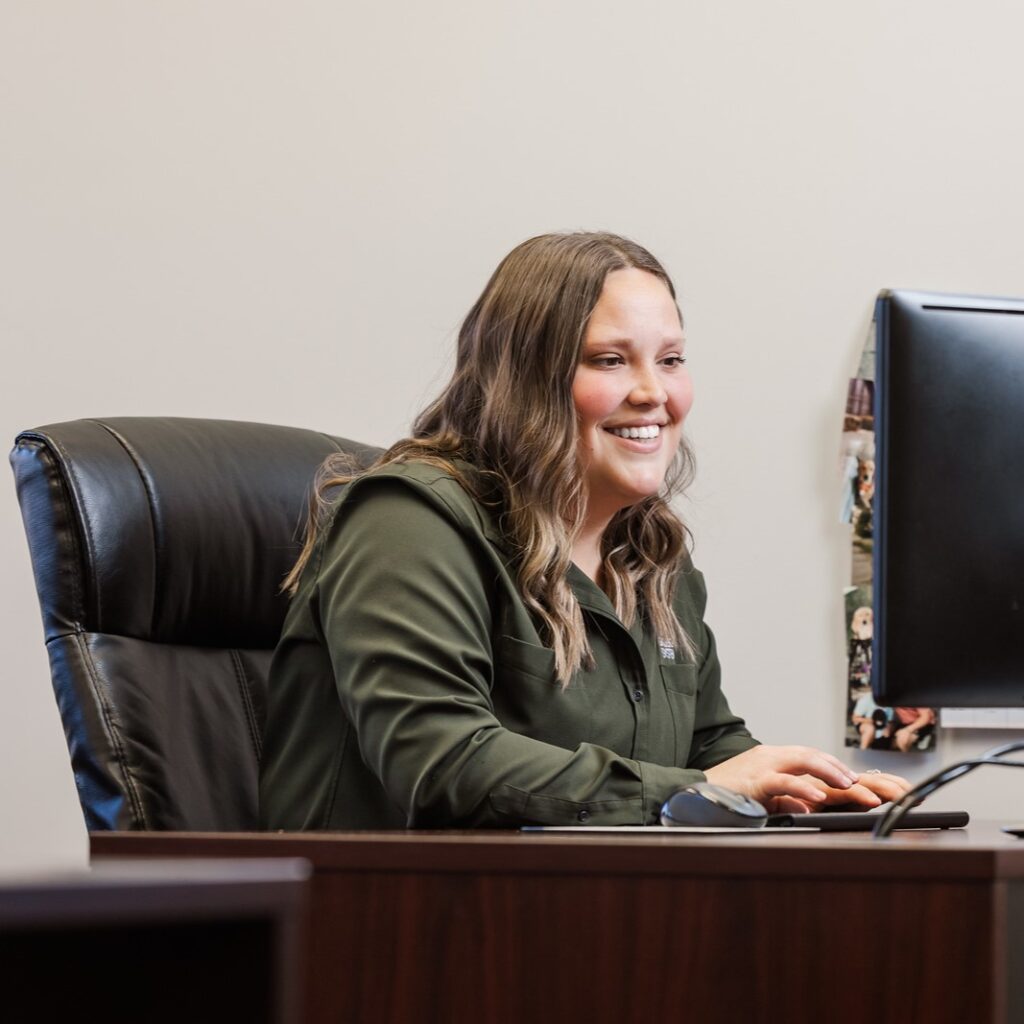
[628,367,667,406]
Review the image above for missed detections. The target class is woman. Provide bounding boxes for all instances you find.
[260,232,907,828]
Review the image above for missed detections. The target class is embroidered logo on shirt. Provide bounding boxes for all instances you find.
[658,637,675,660]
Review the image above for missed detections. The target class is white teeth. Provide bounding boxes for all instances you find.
[609,425,660,440]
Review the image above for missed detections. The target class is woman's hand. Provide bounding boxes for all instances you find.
[704,745,858,810]
[703,746,911,814]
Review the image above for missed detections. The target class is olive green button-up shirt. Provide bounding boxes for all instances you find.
[259,461,758,829]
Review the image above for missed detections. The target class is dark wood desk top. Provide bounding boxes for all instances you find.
[91,821,1024,881]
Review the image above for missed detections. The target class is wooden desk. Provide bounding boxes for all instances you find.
[92,825,1024,1024]
[1,858,309,1024]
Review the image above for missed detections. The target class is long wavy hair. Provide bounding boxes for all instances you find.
[286,231,696,684]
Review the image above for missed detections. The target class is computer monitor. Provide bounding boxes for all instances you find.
[873,289,1024,708]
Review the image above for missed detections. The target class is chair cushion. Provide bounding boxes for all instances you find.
[49,632,272,830]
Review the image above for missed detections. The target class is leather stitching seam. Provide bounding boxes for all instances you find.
[229,648,263,764]
[92,421,163,638]
[44,435,96,629]
[75,632,149,829]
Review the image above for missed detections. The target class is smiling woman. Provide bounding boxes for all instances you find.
[259,231,909,830]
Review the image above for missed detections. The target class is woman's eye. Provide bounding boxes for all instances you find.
[591,355,624,368]
[661,355,687,367]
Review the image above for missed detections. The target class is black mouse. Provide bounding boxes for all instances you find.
[660,782,767,828]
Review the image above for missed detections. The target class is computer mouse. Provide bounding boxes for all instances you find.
[660,782,768,828]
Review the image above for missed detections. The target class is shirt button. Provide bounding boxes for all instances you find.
[632,689,644,702]
[577,810,590,823]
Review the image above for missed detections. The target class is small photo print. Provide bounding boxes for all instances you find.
[844,587,886,750]
[843,377,874,435]
[842,586,938,753]
[839,379,875,589]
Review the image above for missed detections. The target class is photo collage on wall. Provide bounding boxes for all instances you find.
[840,322,938,753]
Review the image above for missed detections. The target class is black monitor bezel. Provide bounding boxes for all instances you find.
[873,288,1024,708]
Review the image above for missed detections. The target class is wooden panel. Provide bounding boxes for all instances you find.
[301,870,997,1024]
[91,829,1024,1024]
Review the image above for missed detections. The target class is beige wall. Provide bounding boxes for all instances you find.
[4,2,1023,868]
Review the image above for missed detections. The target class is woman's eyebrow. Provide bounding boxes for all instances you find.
[584,335,685,349]
[583,336,633,348]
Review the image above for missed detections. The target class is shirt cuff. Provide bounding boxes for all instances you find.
[637,761,707,825]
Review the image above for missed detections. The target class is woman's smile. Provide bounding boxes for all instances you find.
[604,423,664,441]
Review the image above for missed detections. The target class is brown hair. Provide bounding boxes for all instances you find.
[287,231,695,683]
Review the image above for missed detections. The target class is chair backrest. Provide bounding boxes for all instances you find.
[10,417,379,831]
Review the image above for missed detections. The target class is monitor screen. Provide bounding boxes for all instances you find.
[873,289,1024,707]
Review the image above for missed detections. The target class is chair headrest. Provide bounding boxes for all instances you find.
[11,417,379,648]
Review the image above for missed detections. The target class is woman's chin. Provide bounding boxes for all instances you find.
[606,480,667,512]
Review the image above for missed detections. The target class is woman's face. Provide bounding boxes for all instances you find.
[572,268,693,526]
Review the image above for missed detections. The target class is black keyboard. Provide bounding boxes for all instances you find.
[766,810,968,832]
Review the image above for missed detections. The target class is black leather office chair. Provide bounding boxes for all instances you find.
[10,417,380,831]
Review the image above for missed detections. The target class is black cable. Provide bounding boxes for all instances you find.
[873,740,1024,838]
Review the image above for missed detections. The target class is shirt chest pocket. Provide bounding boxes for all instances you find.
[491,635,594,748]
[661,662,699,766]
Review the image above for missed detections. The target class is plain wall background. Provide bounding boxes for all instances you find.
[3,1,1023,869]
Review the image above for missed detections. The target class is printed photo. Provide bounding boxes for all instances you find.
[843,586,938,752]
[839,378,875,585]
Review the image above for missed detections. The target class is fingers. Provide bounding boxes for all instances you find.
[771,746,859,791]
[797,778,877,808]
[762,771,831,806]
[767,795,815,815]
[855,771,912,803]
[828,782,882,808]
[815,749,861,780]
[704,746,895,809]
[794,772,913,810]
